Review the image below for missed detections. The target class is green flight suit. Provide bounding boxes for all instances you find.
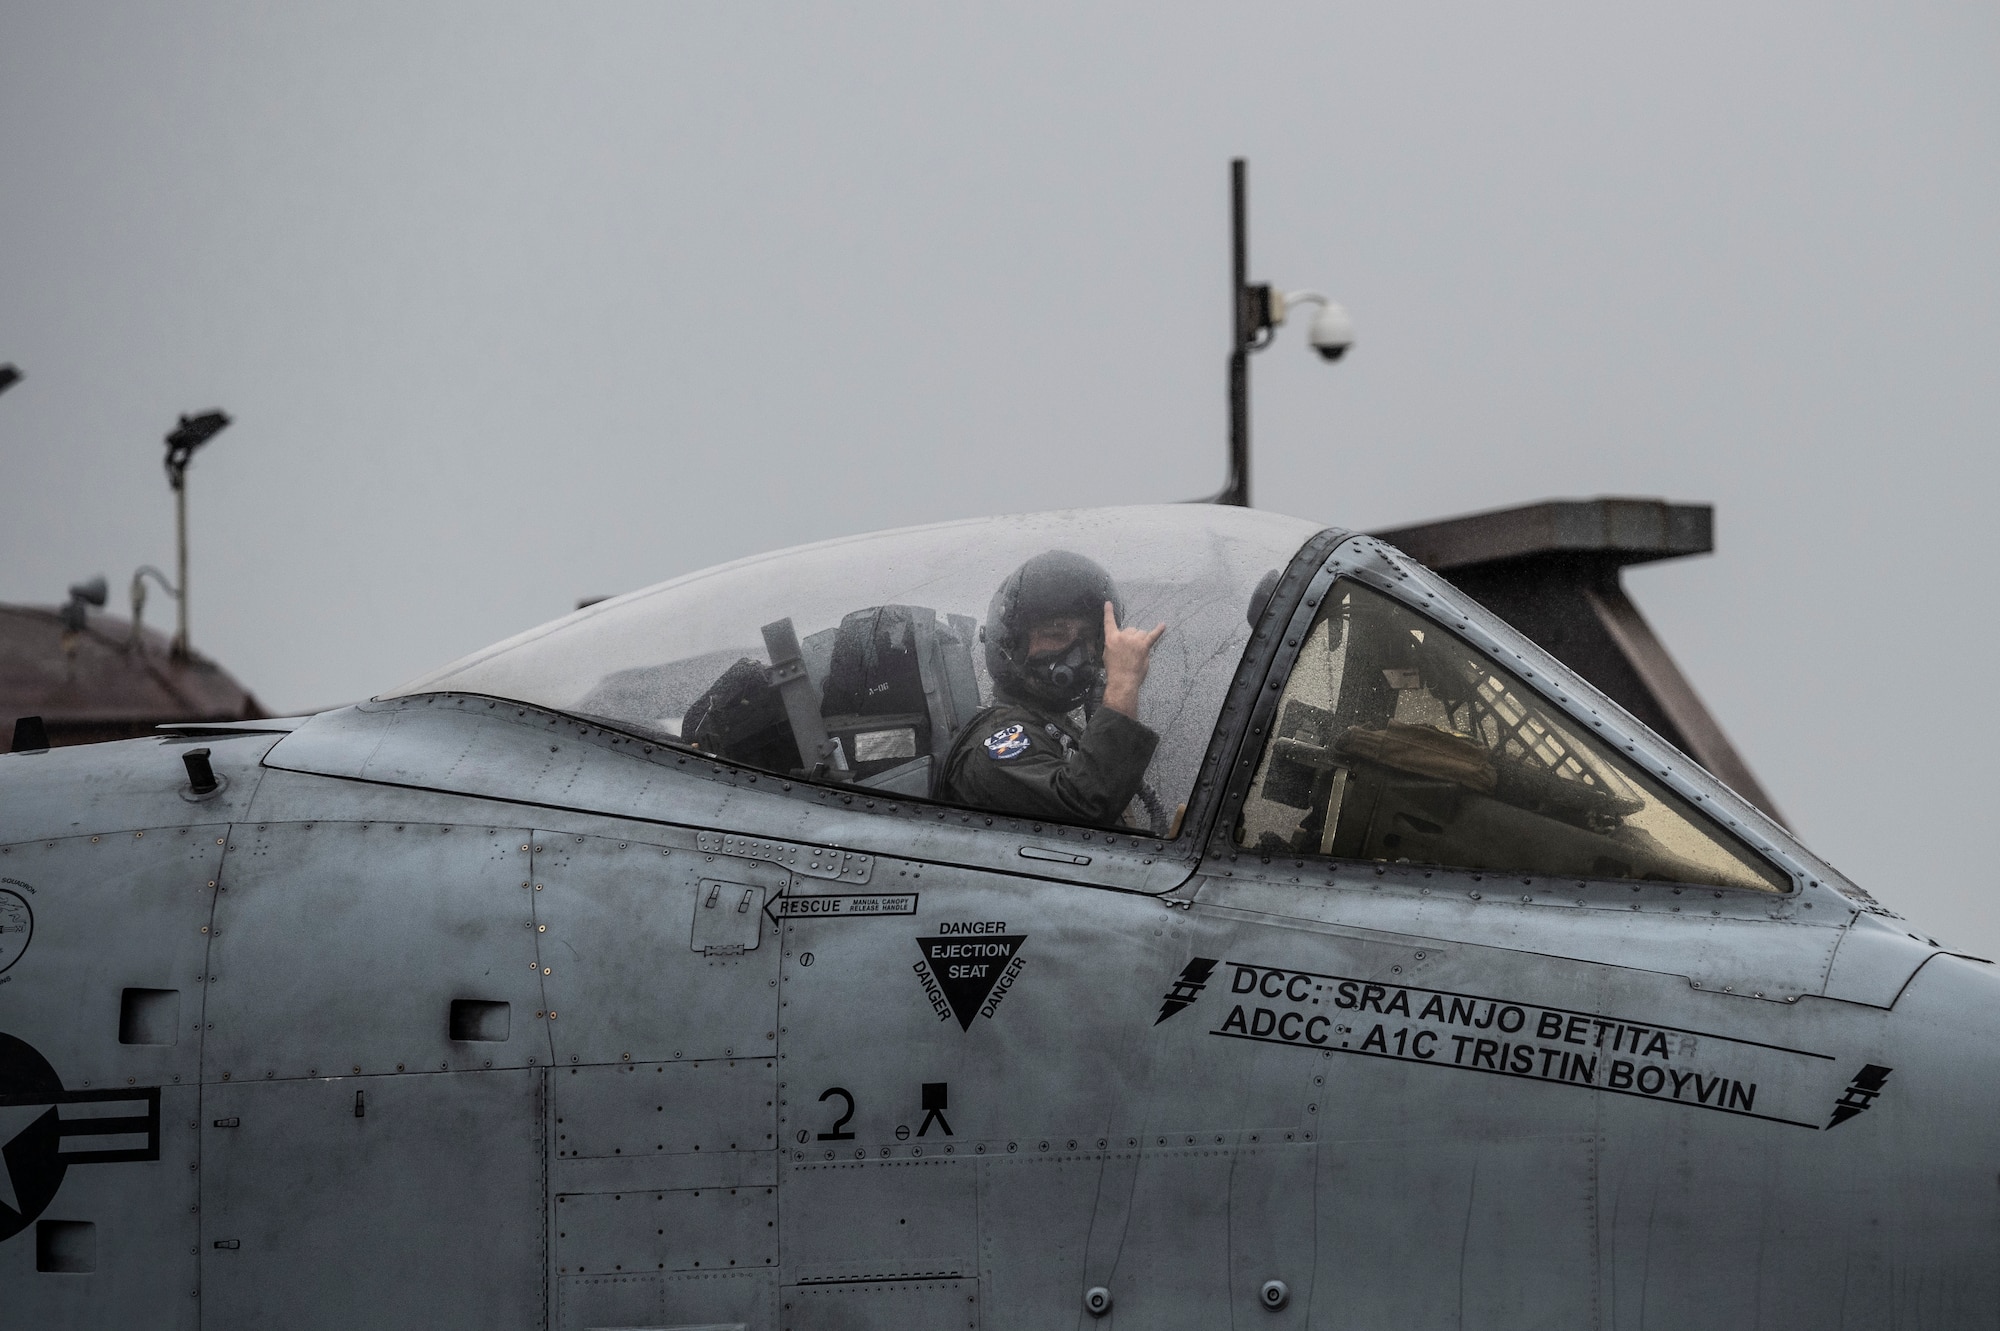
[935,701,1159,829]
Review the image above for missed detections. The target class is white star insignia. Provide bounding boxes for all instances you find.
[0,1103,55,1216]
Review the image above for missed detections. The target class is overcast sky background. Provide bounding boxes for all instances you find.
[4,5,1997,952]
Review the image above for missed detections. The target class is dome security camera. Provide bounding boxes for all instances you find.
[1273,290,1354,362]
[1306,300,1354,362]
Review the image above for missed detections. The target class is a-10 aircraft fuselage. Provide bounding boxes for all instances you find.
[1,507,1993,1329]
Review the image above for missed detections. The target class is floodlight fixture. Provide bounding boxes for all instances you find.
[164,410,230,490]
[161,408,231,658]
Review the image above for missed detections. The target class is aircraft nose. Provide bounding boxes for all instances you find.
[1853,953,2000,1249]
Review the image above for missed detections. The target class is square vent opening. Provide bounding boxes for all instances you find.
[449,1000,511,1042]
[118,988,180,1046]
[36,1221,95,1273]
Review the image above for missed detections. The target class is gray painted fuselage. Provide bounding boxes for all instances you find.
[1,529,1994,1329]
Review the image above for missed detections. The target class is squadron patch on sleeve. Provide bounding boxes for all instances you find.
[983,724,1031,761]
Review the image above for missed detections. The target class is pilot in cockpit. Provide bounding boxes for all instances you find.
[934,551,1166,830]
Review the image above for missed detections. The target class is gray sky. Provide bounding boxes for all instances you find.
[5,4,1998,954]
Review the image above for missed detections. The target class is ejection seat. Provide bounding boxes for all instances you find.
[813,605,982,793]
[683,605,983,796]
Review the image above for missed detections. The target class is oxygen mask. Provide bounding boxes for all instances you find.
[1022,639,1100,712]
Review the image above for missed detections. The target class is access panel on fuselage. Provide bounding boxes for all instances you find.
[190,820,550,1327]
[0,827,224,1328]
[201,822,547,1082]
[1174,870,1897,1329]
[531,832,783,1066]
[772,852,1323,1328]
[530,831,783,1330]
[198,1069,544,1328]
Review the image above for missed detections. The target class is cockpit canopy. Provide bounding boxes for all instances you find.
[388,506,1326,831]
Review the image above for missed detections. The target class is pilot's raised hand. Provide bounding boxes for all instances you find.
[1101,600,1166,720]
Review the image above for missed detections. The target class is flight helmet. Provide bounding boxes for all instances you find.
[983,550,1122,711]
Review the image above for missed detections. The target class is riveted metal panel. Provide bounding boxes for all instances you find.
[532,834,781,1065]
[552,1148,776,1199]
[1223,1142,1317,1325]
[558,1269,774,1331]
[555,1059,777,1160]
[264,701,1189,894]
[1595,1107,1788,1326]
[780,1158,976,1284]
[973,1153,1107,1324]
[0,732,273,846]
[780,1276,977,1331]
[775,858,1313,1329]
[202,822,547,1081]
[1314,1135,1597,1328]
[0,826,223,1089]
[1822,912,1945,1008]
[0,1084,198,1330]
[1159,893,1852,1134]
[1199,868,1848,1003]
[555,1183,777,1276]
[198,1068,543,1329]
[696,833,871,884]
[1066,1144,1235,1326]
[775,860,1312,1165]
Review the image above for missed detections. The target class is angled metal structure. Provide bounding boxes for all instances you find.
[1375,496,1783,823]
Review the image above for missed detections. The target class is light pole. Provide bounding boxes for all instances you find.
[1207,159,1354,507]
[162,410,230,659]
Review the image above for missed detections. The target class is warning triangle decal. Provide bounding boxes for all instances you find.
[915,934,1026,1031]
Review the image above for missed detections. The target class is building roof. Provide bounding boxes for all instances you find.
[0,603,263,746]
[1373,496,1713,572]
